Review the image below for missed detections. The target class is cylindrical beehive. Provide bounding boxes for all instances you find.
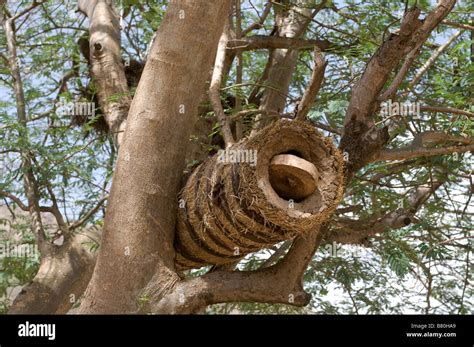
[175,119,345,270]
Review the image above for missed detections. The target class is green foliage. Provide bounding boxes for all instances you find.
[0,216,40,313]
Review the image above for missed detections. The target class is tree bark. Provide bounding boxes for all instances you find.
[78,0,131,147]
[340,0,456,178]
[79,0,231,313]
[9,229,100,314]
[252,1,315,132]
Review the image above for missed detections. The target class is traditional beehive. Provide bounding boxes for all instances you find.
[175,119,345,270]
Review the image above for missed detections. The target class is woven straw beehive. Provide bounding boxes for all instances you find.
[175,120,345,270]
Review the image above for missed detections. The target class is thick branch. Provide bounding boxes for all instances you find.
[78,0,130,147]
[378,40,424,101]
[252,1,316,132]
[145,229,323,314]
[9,228,100,314]
[340,1,457,176]
[79,0,232,314]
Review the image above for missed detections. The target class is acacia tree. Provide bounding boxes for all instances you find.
[0,0,472,314]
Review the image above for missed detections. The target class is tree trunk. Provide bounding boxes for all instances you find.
[79,0,231,313]
[8,229,100,314]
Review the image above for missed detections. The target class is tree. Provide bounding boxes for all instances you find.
[0,0,472,314]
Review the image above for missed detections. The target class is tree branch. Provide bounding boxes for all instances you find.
[420,105,474,118]
[442,20,474,31]
[44,183,69,235]
[78,0,130,148]
[405,30,461,93]
[251,1,315,132]
[210,23,235,147]
[145,229,323,314]
[378,40,425,101]
[227,35,331,52]
[375,143,474,162]
[340,1,457,177]
[9,228,100,314]
[241,0,272,36]
[10,0,45,22]
[325,174,445,245]
[70,195,108,231]
[79,0,233,314]
[0,190,29,211]
[295,47,327,121]
[2,7,49,255]
[374,131,474,162]
[259,240,292,269]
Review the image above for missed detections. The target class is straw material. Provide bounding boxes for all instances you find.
[175,119,345,270]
